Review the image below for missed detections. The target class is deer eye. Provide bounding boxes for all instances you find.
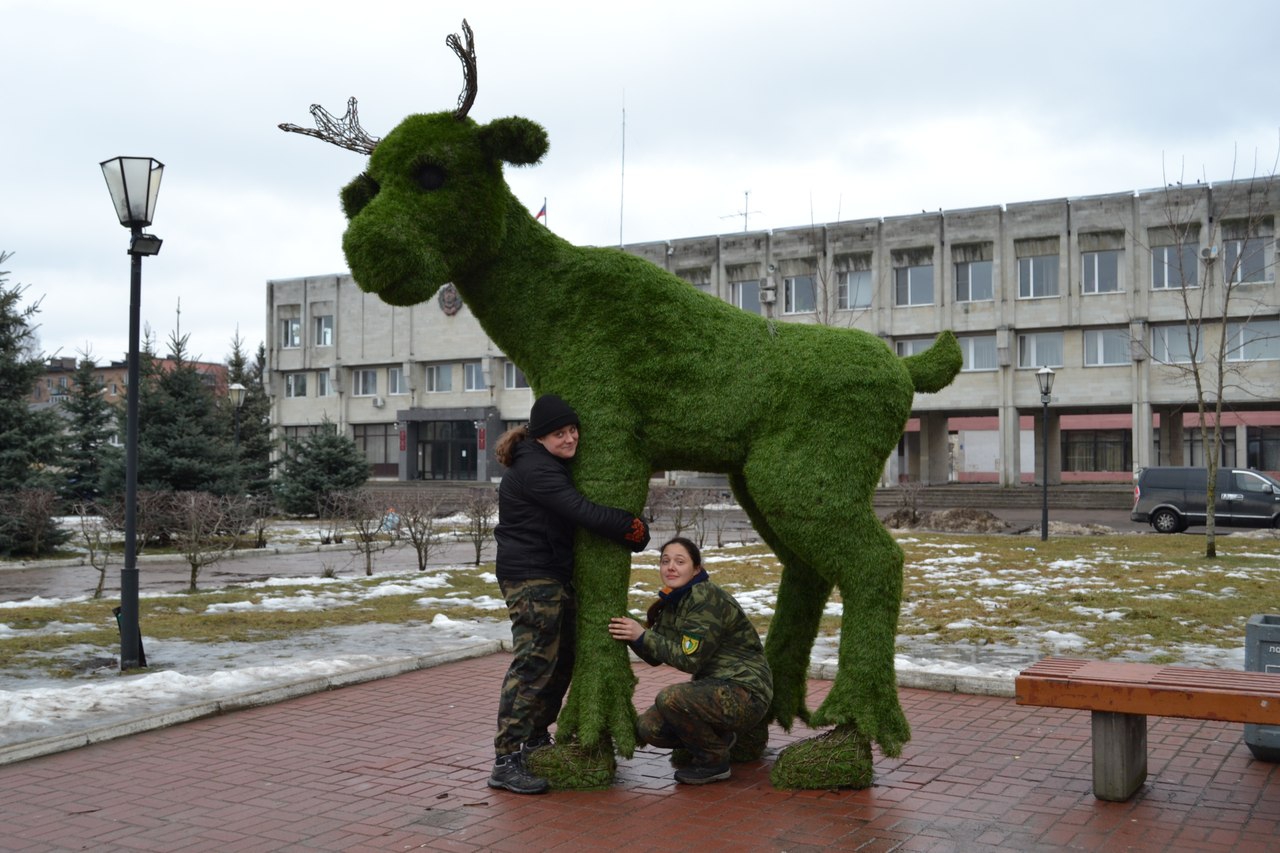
[340,172,379,220]
[413,162,446,191]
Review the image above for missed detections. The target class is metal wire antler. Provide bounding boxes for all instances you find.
[278,97,380,155]
[447,19,477,120]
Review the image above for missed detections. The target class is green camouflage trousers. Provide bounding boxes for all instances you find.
[637,679,769,765]
[494,578,576,756]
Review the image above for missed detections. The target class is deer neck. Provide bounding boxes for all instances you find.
[452,204,581,377]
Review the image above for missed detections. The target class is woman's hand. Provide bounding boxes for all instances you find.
[608,616,644,643]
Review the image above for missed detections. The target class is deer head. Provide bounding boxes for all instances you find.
[279,20,548,307]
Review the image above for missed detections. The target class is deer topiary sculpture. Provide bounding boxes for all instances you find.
[281,20,962,789]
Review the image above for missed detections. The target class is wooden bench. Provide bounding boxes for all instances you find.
[1015,657,1280,801]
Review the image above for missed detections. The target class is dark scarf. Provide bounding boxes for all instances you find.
[645,569,709,627]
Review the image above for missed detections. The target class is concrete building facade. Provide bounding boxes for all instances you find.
[265,179,1280,485]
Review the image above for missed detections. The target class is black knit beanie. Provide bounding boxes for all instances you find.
[528,394,579,438]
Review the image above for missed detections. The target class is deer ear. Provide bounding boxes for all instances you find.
[479,117,548,166]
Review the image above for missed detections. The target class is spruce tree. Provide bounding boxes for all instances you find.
[101,331,239,495]
[59,353,121,504]
[225,332,273,496]
[0,253,70,556]
[274,418,370,516]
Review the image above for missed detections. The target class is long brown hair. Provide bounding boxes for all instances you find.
[494,425,530,468]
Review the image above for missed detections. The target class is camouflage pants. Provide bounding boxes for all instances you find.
[494,578,576,756]
[637,679,769,765]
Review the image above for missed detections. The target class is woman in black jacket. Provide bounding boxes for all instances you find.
[487,394,650,795]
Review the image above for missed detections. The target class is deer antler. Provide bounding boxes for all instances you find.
[447,19,477,120]
[278,97,380,155]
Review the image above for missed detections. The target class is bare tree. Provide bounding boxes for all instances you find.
[400,489,446,571]
[74,501,121,599]
[462,487,498,566]
[1133,165,1278,557]
[169,491,237,592]
[697,488,734,548]
[316,490,351,545]
[348,490,399,576]
[668,487,706,541]
[645,484,675,527]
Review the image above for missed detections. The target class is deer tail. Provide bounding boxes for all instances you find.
[901,330,963,394]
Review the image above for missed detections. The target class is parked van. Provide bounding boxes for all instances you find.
[1131,466,1280,533]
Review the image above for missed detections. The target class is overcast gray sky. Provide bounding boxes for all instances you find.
[4,0,1276,365]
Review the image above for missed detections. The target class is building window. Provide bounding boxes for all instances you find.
[1151,325,1202,364]
[352,423,397,467]
[1151,242,1199,289]
[313,315,334,347]
[1083,328,1130,366]
[1223,238,1272,284]
[894,265,934,306]
[426,364,453,392]
[837,269,872,310]
[1082,250,1121,294]
[464,362,486,391]
[1247,426,1280,470]
[783,275,816,315]
[315,370,331,397]
[284,373,307,398]
[730,280,762,315]
[895,337,934,357]
[958,335,997,371]
[1017,332,1063,368]
[504,361,529,389]
[388,366,408,395]
[1018,255,1059,298]
[353,368,378,396]
[1226,318,1280,362]
[955,260,993,302]
[1063,429,1132,472]
[280,317,302,348]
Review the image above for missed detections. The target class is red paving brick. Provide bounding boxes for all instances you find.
[1,653,1278,851]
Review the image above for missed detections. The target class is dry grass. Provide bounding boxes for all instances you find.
[3,530,1278,677]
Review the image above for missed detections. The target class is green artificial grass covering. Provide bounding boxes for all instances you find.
[312,29,963,789]
[525,741,617,792]
[770,723,875,790]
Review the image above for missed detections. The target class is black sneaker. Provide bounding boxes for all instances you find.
[674,762,731,785]
[488,753,549,794]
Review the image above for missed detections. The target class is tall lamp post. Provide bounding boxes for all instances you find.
[1037,365,1056,542]
[101,156,164,671]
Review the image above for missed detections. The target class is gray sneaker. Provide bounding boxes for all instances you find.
[488,753,549,794]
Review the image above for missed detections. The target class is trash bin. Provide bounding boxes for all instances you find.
[1244,613,1280,762]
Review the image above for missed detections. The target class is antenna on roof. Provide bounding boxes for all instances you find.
[720,190,762,232]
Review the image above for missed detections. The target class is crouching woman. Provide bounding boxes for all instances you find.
[608,536,772,784]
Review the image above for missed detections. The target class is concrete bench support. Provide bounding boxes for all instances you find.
[1092,710,1147,802]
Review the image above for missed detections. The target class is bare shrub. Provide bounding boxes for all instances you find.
[169,492,238,592]
[348,490,399,576]
[400,490,446,571]
[463,487,498,566]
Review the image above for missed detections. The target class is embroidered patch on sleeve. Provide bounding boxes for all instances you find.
[681,634,702,655]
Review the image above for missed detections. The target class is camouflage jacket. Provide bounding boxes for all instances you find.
[634,580,773,705]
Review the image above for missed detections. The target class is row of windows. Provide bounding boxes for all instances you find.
[281,361,530,399]
[895,318,1280,371]
[719,237,1274,316]
[280,314,334,349]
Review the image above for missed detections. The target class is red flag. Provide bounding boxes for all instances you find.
[535,202,546,220]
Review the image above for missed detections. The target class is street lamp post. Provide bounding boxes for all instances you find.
[228,382,247,449]
[1037,365,1056,542]
[101,156,164,671]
